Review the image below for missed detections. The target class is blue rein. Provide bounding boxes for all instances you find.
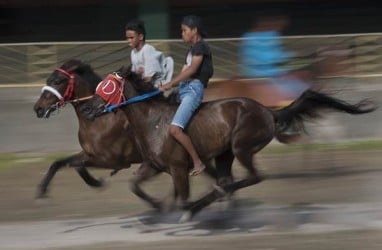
[103,89,161,113]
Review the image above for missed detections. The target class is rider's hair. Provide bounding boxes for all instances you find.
[125,19,146,41]
[181,15,207,38]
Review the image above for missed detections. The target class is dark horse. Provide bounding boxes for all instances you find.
[33,60,151,201]
[81,67,376,221]
[33,59,225,210]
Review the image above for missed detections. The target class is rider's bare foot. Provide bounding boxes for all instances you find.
[189,162,206,176]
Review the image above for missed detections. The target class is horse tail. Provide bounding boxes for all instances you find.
[272,90,377,142]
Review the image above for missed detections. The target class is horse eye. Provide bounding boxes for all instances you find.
[53,78,65,85]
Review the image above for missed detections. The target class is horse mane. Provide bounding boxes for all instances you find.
[118,65,180,104]
[61,59,102,89]
[119,66,157,94]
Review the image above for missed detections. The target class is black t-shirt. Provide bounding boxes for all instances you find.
[184,40,213,87]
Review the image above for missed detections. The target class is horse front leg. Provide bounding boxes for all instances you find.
[36,151,104,199]
[67,152,105,188]
[129,162,163,210]
[75,166,105,187]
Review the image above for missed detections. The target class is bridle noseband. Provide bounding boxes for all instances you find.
[41,68,76,106]
[39,67,95,118]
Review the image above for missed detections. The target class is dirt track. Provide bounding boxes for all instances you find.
[1,150,382,249]
[1,82,382,249]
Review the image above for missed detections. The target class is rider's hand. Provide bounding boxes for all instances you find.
[142,77,153,83]
[159,82,173,92]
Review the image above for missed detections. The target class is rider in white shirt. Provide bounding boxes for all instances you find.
[125,19,172,87]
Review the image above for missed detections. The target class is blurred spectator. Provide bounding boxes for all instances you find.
[240,15,292,78]
[240,14,310,101]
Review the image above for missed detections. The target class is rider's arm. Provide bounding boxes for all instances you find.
[142,46,163,83]
[160,55,203,91]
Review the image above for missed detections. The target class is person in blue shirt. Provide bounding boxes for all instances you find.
[240,14,309,100]
[240,15,292,78]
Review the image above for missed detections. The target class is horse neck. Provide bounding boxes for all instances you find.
[72,78,98,120]
[120,99,172,165]
[123,83,153,122]
[72,69,100,101]
[122,81,167,138]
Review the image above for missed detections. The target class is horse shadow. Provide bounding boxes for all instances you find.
[119,199,326,236]
[60,164,382,237]
[59,199,324,236]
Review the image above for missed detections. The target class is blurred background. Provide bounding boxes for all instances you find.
[1,1,382,249]
[0,0,381,82]
[1,0,382,42]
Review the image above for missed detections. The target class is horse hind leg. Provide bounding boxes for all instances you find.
[180,140,269,222]
[215,149,235,187]
[225,141,267,192]
[214,149,235,202]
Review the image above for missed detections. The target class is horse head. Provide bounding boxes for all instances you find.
[80,65,156,120]
[33,59,101,118]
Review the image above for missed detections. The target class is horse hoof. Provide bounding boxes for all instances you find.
[96,178,109,191]
[34,197,51,206]
[100,177,107,186]
[152,202,163,211]
[99,177,107,186]
[179,211,192,223]
[35,191,48,200]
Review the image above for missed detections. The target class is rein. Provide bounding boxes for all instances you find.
[69,95,94,104]
[41,94,94,118]
[102,89,161,114]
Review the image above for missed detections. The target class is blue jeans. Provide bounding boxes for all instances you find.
[171,79,204,129]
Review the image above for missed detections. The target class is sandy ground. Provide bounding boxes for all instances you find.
[1,82,382,249]
[1,149,382,249]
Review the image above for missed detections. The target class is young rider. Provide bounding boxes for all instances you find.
[125,19,166,87]
[159,15,213,176]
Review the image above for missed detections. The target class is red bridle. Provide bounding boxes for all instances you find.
[55,68,76,105]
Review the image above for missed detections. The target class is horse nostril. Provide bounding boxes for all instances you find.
[35,108,44,118]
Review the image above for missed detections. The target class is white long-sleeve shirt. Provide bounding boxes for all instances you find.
[130,44,164,81]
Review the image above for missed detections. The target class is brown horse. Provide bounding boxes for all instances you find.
[33,60,153,201]
[80,67,376,221]
[33,59,224,210]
